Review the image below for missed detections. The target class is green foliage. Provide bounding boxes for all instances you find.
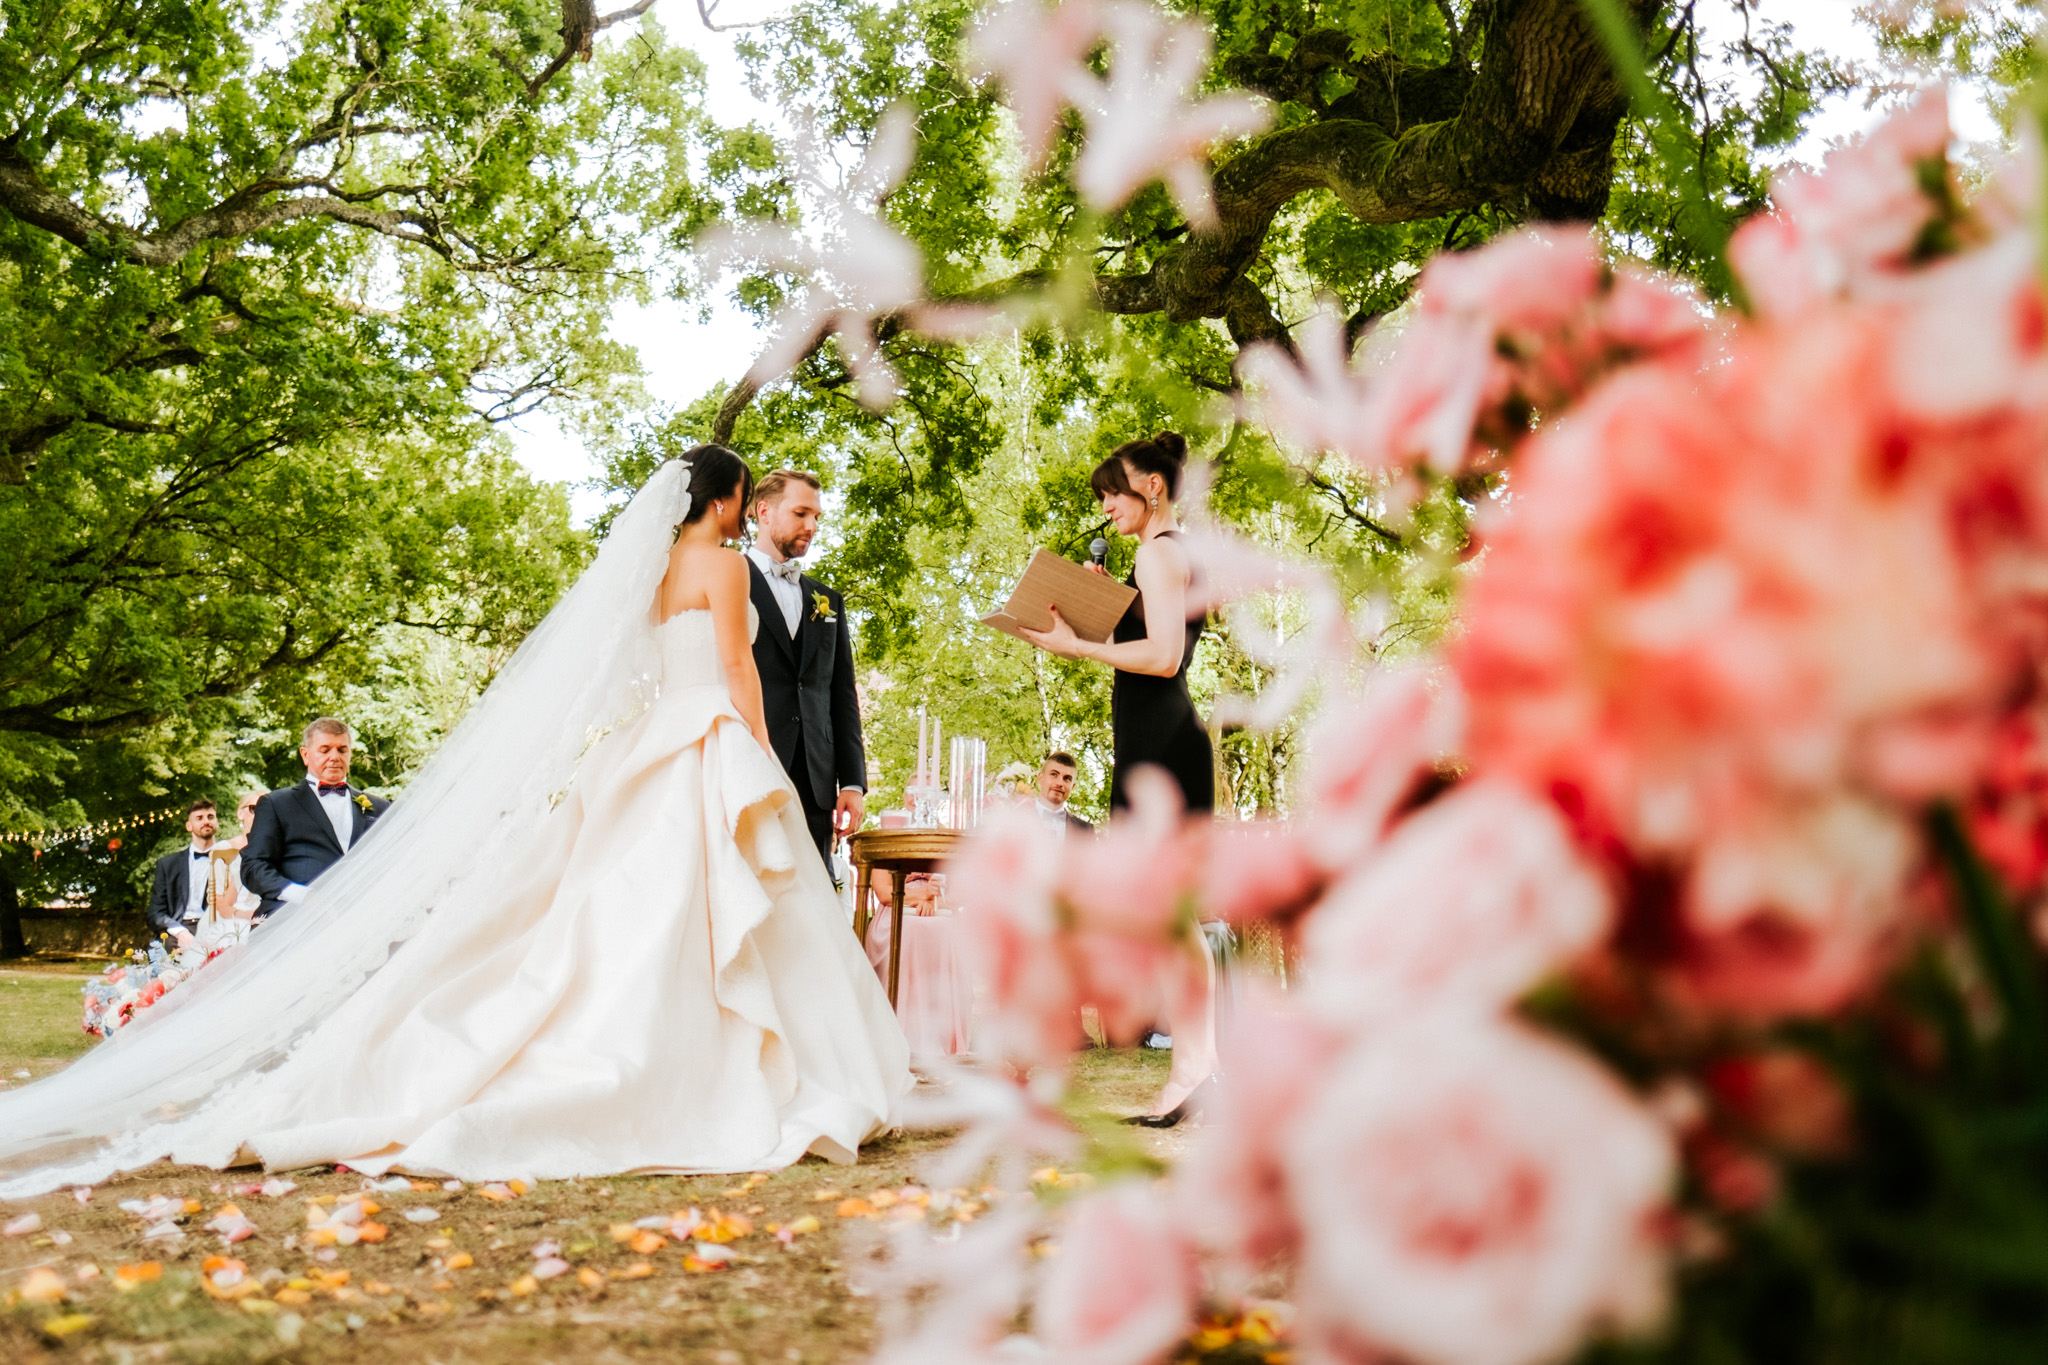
[627,0,1856,813]
[1598,0,1855,292]
[0,0,1870,847]
[0,1,728,846]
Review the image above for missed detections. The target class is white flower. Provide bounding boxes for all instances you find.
[1237,306,1381,468]
[701,105,930,409]
[964,0,1105,170]
[1063,3,1268,227]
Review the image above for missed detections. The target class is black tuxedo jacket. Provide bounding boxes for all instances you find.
[144,847,205,936]
[748,560,867,810]
[1064,811,1095,834]
[239,782,391,917]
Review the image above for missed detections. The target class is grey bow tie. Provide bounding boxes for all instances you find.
[766,559,801,584]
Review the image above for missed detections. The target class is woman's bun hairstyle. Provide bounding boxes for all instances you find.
[1110,431,1187,500]
[676,444,755,526]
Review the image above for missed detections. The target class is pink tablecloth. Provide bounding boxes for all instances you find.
[863,910,973,1061]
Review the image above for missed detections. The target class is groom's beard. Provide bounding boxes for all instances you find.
[770,532,811,561]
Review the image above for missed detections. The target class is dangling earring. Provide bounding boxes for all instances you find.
[1148,494,1158,512]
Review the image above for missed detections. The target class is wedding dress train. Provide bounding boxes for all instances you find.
[203,608,910,1178]
[0,462,911,1194]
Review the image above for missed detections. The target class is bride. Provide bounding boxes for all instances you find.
[0,448,911,1195]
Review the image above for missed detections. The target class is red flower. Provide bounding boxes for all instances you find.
[1704,1050,1854,1159]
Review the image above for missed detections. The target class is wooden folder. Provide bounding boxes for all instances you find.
[980,548,1138,644]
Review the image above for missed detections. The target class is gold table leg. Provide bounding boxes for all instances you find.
[887,875,907,1010]
[852,860,873,947]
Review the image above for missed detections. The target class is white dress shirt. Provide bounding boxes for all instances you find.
[182,842,212,921]
[310,774,356,852]
[1035,800,1072,838]
[745,545,804,636]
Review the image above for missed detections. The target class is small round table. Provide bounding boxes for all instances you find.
[847,828,962,1008]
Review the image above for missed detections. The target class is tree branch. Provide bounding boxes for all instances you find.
[0,142,453,266]
[1305,472,1406,548]
[1101,0,1646,333]
[499,0,663,97]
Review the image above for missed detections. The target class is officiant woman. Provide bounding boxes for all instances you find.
[1018,430,1218,1127]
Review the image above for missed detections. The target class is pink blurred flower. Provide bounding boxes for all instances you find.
[1287,1018,1673,1365]
[1657,797,1918,1019]
[1730,87,1954,320]
[1058,766,1193,935]
[1351,227,1709,473]
[964,0,1103,169]
[1421,226,1606,334]
[1295,665,1461,870]
[1176,988,1343,1275]
[1356,226,1605,474]
[951,772,1208,1059]
[1453,302,2010,1014]
[1065,2,1269,227]
[1036,1182,1202,1365]
[1301,780,1611,1032]
[948,806,1082,1066]
[1198,819,1325,927]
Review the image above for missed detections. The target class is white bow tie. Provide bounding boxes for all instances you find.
[765,559,802,585]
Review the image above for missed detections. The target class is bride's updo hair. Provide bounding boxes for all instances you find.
[676,444,755,526]
[1090,431,1188,503]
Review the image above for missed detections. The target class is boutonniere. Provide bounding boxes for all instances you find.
[810,590,836,624]
[352,792,374,814]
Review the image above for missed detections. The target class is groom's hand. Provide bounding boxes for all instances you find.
[834,788,865,847]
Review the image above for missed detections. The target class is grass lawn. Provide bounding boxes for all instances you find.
[0,962,110,1084]
[0,961,1211,1363]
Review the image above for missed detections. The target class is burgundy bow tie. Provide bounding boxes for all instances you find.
[318,783,348,796]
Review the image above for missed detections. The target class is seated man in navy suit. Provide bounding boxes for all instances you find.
[240,718,390,919]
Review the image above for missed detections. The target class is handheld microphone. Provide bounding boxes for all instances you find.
[1089,537,1108,567]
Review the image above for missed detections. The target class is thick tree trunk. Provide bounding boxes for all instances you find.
[0,860,25,960]
[1097,0,1651,329]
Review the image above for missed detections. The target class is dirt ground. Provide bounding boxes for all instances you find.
[0,965,1246,1363]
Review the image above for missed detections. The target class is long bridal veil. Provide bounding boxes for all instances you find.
[0,461,692,1197]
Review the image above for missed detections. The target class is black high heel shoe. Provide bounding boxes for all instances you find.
[1122,1075,1218,1129]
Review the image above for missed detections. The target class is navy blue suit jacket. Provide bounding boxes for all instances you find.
[748,563,867,810]
[144,848,205,936]
[239,782,390,917]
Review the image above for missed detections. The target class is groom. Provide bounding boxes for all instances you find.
[240,717,391,918]
[746,469,866,874]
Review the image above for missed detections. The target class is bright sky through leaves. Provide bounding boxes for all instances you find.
[504,0,2007,524]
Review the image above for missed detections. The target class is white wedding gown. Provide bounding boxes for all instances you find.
[188,606,912,1178]
[0,469,912,1192]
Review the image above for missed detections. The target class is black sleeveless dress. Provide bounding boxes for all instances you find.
[1109,531,1215,813]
